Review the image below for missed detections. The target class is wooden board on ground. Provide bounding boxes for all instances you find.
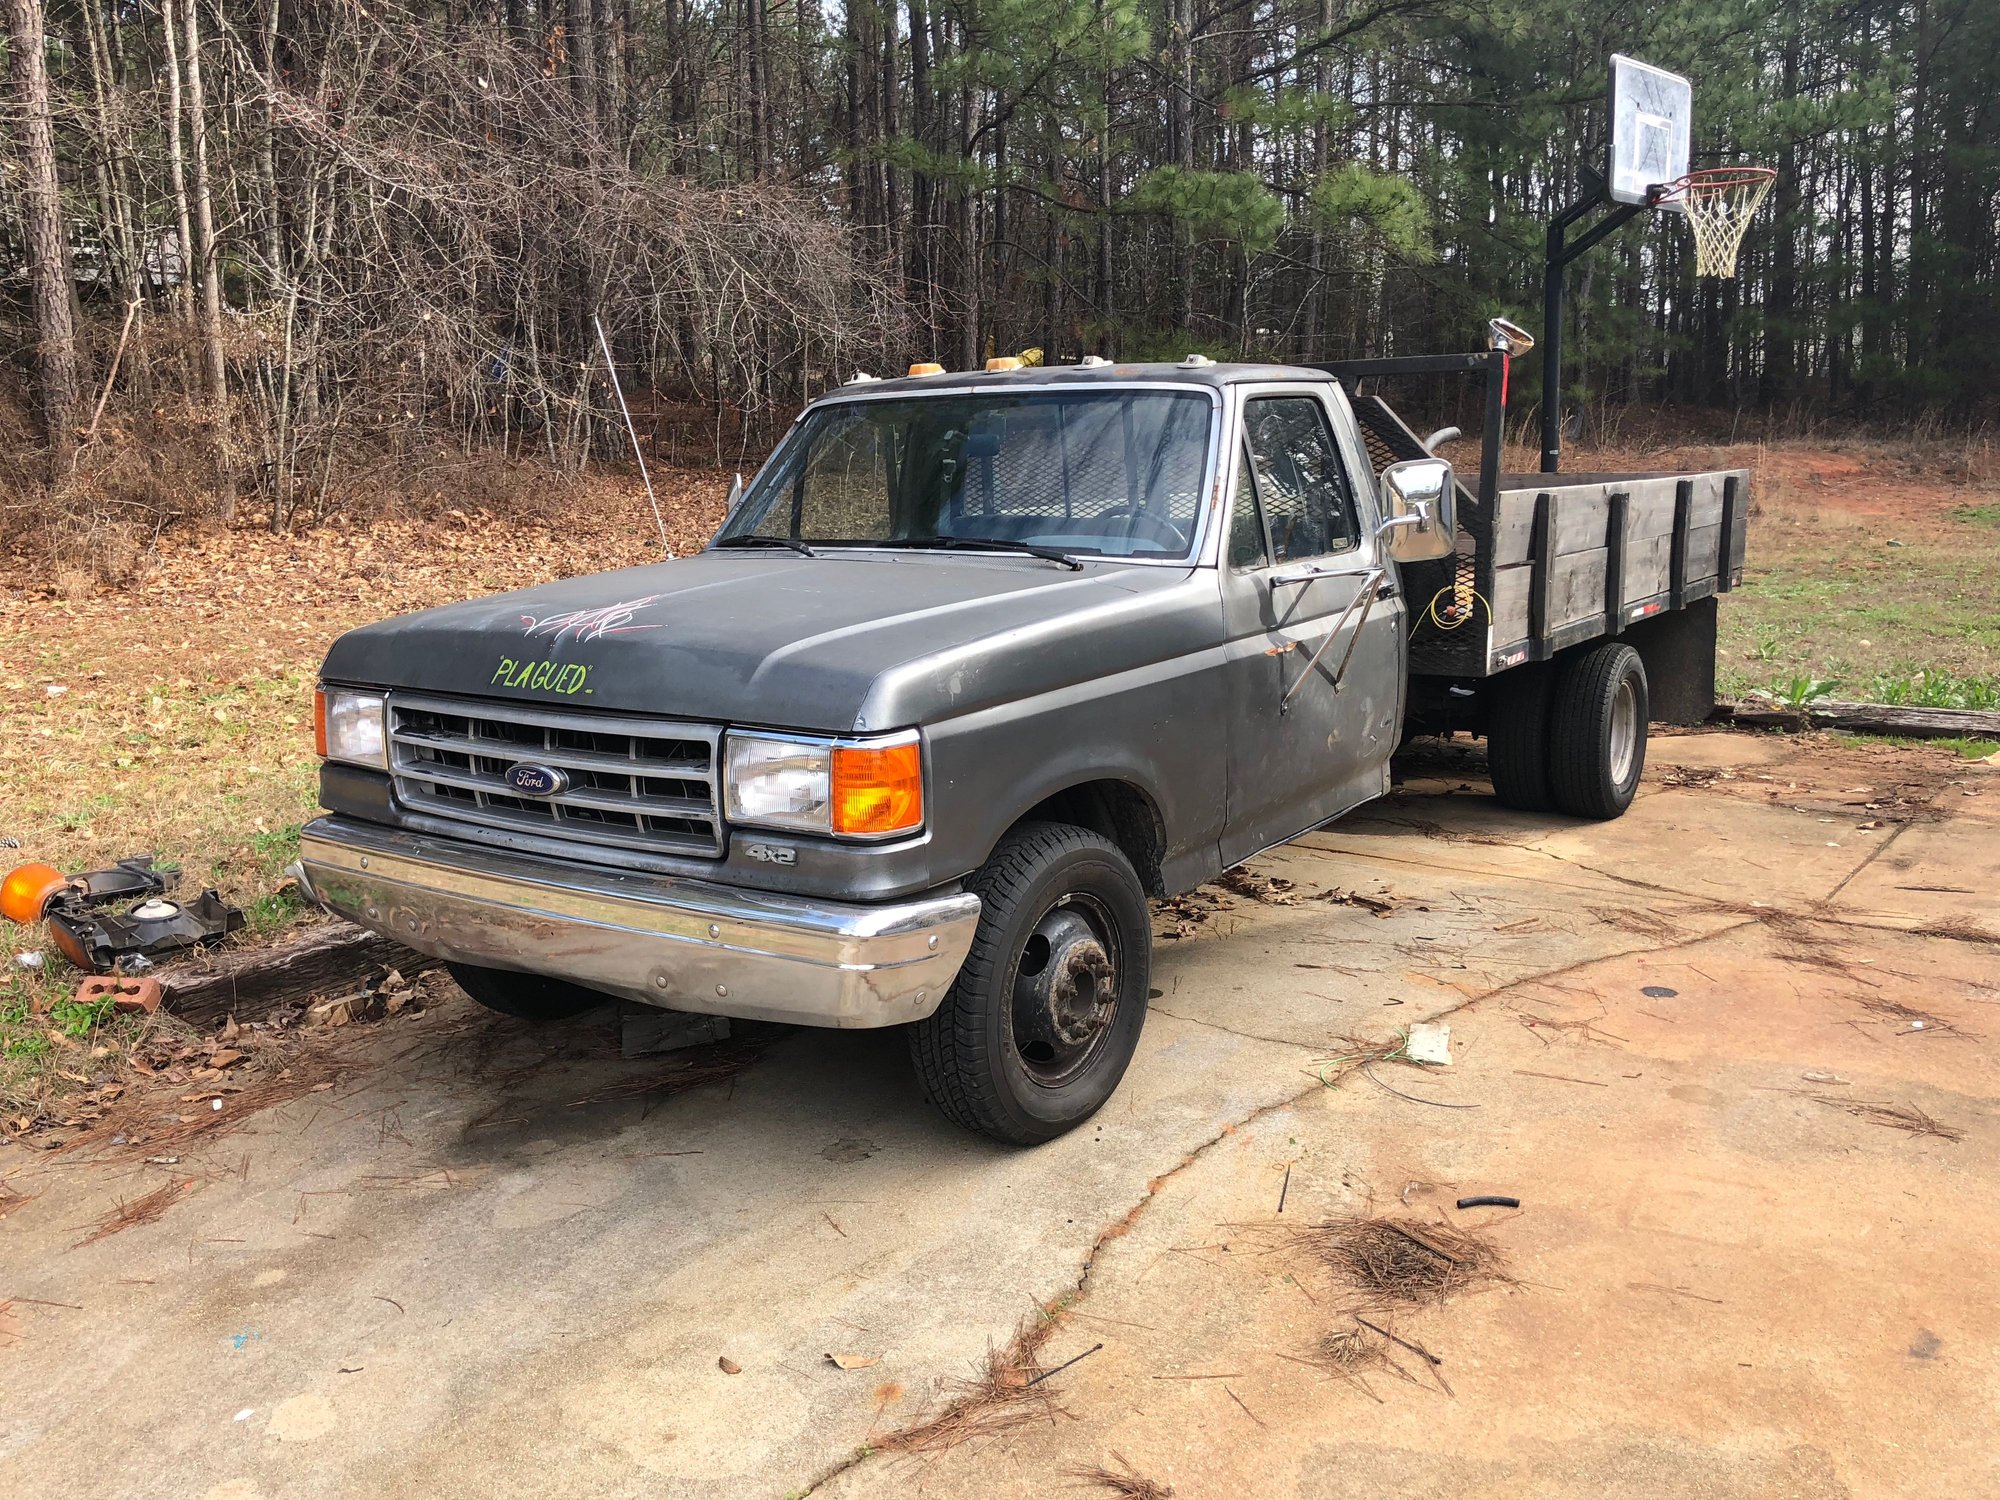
[161,920,436,1028]
[1717,700,2000,741]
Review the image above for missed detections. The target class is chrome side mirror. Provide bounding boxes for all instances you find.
[725,472,746,512]
[1375,457,1456,563]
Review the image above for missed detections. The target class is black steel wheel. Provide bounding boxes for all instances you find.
[446,961,612,1021]
[1548,642,1650,819]
[909,822,1150,1145]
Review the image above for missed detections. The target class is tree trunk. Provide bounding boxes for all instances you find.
[160,0,196,314]
[1169,0,1193,335]
[744,0,770,178]
[1302,0,1332,358]
[1095,0,1113,349]
[180,0,233,514]
[8,0,82,472]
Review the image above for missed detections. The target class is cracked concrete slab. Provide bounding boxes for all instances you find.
[2,732,1994,1500]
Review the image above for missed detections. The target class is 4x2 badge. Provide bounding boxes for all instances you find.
[742,842,797,866]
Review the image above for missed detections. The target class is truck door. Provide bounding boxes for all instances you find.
[1218,385,1406,867]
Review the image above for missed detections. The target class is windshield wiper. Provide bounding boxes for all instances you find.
[712,534,817,558]
[844,535,1083,571]
[935,536,1084,571]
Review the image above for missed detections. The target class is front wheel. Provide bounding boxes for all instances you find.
[909,822,1151,1145]
[446,961,612,1021]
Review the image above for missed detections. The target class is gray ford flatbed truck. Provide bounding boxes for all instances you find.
[299,349,1747,1143]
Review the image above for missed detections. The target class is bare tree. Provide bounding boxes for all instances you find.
[8,0,81,472]
[178,0,232,514]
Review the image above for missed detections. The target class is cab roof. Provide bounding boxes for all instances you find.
[818,360,1331,402]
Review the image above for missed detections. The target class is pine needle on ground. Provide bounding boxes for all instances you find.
[1307,1215,1510,1305]
[1069,1451,1174,1498]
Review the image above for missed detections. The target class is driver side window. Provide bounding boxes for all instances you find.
[1242,396,1359,563]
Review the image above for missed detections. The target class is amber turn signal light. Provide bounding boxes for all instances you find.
[0,862,67,925]
[312,685,328,757]
[830,740,923,837]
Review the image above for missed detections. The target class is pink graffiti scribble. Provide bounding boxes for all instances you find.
[520,594,664,644]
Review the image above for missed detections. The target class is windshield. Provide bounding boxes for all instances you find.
[714,389,1214,561]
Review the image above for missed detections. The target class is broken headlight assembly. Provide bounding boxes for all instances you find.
[1,854,244,972]
[314,685,388,769]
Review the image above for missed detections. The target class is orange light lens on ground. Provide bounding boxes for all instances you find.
[831,741,923,836]
[313,685,328,757]
[0,863,67,925]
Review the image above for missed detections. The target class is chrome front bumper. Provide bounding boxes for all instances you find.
[295,817,981,1028]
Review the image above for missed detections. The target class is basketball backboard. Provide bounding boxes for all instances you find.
[1608,54,1691,206]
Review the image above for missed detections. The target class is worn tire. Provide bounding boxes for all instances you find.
[446,961,612,1021]
[1485,662,1556,812]
[1548,643,1649,819]
[909,822,1150,1145]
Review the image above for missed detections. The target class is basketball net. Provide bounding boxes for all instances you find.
[1658,167,1776,278]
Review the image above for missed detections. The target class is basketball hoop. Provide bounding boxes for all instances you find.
[1654,166,1776,279]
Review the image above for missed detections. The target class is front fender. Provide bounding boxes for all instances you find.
[922,638,1231,894]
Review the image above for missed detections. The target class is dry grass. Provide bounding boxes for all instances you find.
[1308,1216,1510,1306]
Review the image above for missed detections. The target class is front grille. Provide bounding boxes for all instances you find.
[388,693,722,858]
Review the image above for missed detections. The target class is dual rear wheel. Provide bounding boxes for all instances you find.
[1487,641,1649,820]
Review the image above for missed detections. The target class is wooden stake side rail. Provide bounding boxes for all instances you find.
[1463,468,1749,676]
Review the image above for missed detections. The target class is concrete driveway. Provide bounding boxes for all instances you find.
[3,731,1995,1500]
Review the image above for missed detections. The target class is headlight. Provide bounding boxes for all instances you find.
[724,735,832,832]
[724,730,923,839]
[314,685,388,769]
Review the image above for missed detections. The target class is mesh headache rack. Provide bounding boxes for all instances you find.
[387,693,723,858]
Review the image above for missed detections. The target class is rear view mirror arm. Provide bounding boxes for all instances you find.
[1374,507,1429,544]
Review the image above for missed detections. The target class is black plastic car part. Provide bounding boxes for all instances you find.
[68,855,176,907]
[46,890,244,973]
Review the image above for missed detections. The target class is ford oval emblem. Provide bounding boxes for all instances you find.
[504,762,569,798]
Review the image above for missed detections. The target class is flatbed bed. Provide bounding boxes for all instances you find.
[1324,353,1747,719]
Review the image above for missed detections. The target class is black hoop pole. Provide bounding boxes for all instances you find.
[1541,185,1648,474]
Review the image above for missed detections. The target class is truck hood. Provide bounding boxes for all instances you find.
[321,550,1216,732]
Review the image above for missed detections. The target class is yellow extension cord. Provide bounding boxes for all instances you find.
[1424,581,1493,632]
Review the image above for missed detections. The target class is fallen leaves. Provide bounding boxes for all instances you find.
[825,1352,880,1371]
[310,969,422,1029]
